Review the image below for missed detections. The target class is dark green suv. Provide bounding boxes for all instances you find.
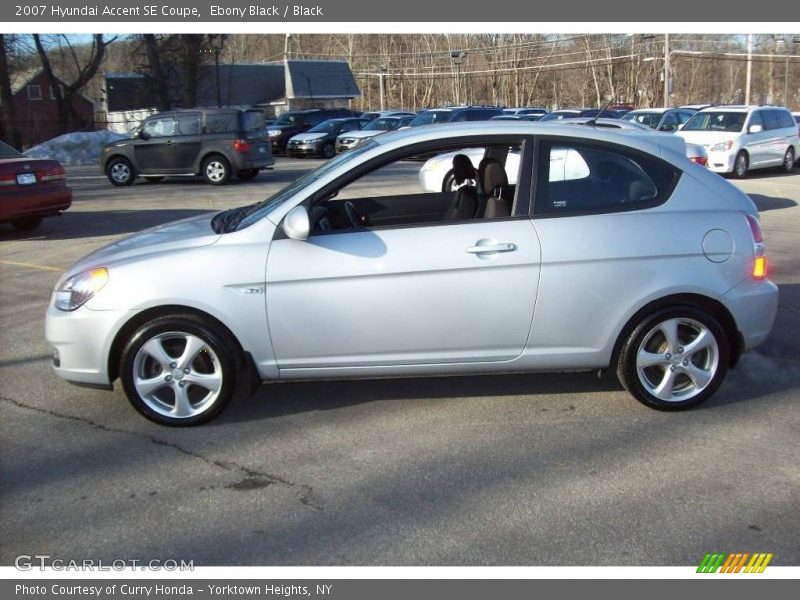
[101,108,275,186]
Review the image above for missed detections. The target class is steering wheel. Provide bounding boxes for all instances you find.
[344,201,361,228]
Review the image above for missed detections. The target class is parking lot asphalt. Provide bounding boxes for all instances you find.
[1,158,798,566]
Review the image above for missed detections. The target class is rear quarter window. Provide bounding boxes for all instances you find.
[535,139,680,216]
[774,110,796,129]
[240,111,265,132]
[205,113,238,134]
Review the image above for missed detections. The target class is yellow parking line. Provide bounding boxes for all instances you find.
[0,259,63,272]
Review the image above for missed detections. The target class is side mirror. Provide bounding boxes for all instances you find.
[282,205,310,241]
[677,123,684,130]
[138,129,150,140]
[749,124,763,133]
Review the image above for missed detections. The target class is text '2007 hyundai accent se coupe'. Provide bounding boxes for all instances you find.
[45,122,778,425]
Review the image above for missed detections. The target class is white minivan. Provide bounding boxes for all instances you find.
[677,105,799,178]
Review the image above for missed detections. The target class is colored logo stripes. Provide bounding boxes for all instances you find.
[697,552,773,573]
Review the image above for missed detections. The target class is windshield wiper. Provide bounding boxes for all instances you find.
[211,206,250,233]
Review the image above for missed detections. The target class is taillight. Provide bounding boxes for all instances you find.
[0,173,15,187]
[37,165,66,182]
[233,139,251,153]
[745,214,767,279]
[691,156,708,167]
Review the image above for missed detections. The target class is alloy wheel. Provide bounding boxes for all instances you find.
[635,317,719,402]
[132,331,223,419]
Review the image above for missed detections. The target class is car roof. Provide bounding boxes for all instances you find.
[559,117,650,130]
[627,108,672,114]
[370,121,682,160]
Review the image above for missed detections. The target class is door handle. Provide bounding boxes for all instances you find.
[466,242,517,254]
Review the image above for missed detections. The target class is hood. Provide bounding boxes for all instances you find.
[66,212,220,276]
[339,130,381,140]
[268,124,299,133]
[677,130,741,146]
[290,132,328,142]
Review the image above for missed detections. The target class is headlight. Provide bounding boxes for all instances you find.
[268,129,282,138]
[709,140,734,152]
[54,268,109,311]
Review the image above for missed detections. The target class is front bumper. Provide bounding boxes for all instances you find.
[286,143,321,157]
[45,303,133,387]
[706,150,736,174]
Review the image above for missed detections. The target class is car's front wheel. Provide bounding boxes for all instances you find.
[119,314,240,426]
[616,306,729,410]
[732,151,749,179]
[782,147,795,173]
[322,142,335,159]
[107,158,135,186]
[202,155,231,186]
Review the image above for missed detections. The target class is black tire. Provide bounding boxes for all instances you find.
[781,147,795,173]
[616,306,729,411]
[732,151,749,179]
[322,142,335,159]
[106,157,135,186]
[442,170,456,192]
[12,216,43,231]
[143,176,164,183]
[119,314,240,426]
[201,155,231,186]
[236,168,259,181]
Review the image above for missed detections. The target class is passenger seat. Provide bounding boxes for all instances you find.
[482,162,511,218]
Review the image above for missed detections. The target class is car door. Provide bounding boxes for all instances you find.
[264,138,541,373]
[744,111,769,167]
[172,112,203,172]
[134,116,177,173]
[527,137,683,361]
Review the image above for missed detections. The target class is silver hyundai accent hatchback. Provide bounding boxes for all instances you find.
[46,123,778,425]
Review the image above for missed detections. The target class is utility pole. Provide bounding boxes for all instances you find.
[451,51,467,105]
[663,33,670,107]
[745,34,753,104]
[378,65,387,111]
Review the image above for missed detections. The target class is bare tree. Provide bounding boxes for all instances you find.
[32,34,115,134]
[0,34,22,148]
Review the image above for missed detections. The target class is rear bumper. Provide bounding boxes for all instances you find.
[723,277,779,352]
[238,156,275,170]
[0,185,72,222]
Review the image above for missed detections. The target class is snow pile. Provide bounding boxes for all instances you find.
[25,130,127,166]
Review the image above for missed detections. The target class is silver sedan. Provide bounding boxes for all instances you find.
[46,122,777,425]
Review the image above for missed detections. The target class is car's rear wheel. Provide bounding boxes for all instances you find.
[119,314,239,426]
[12,216,43,231]
[322,142,335,159]
[107,158,135,186]
[782,147,795,173]
[202,155,231,186]
[237,168,259,181]
[616,306,729,410]
[144,176,164,183]
[732,151,749,179]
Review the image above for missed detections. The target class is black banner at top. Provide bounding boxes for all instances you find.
[1,0,798,23]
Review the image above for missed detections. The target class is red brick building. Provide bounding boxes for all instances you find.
[6,68,96,149]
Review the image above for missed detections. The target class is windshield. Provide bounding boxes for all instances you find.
[539,111,579,122]
[623,112,662,129]
[0,140,23,158]
[682,111,746,132]
[273,113,307,126]
[308,120,342,133]
[409,110,454,127]
[234,140,379,230]
[364,118,399,131]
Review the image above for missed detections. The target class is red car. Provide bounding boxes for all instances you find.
[0,141,71,231]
